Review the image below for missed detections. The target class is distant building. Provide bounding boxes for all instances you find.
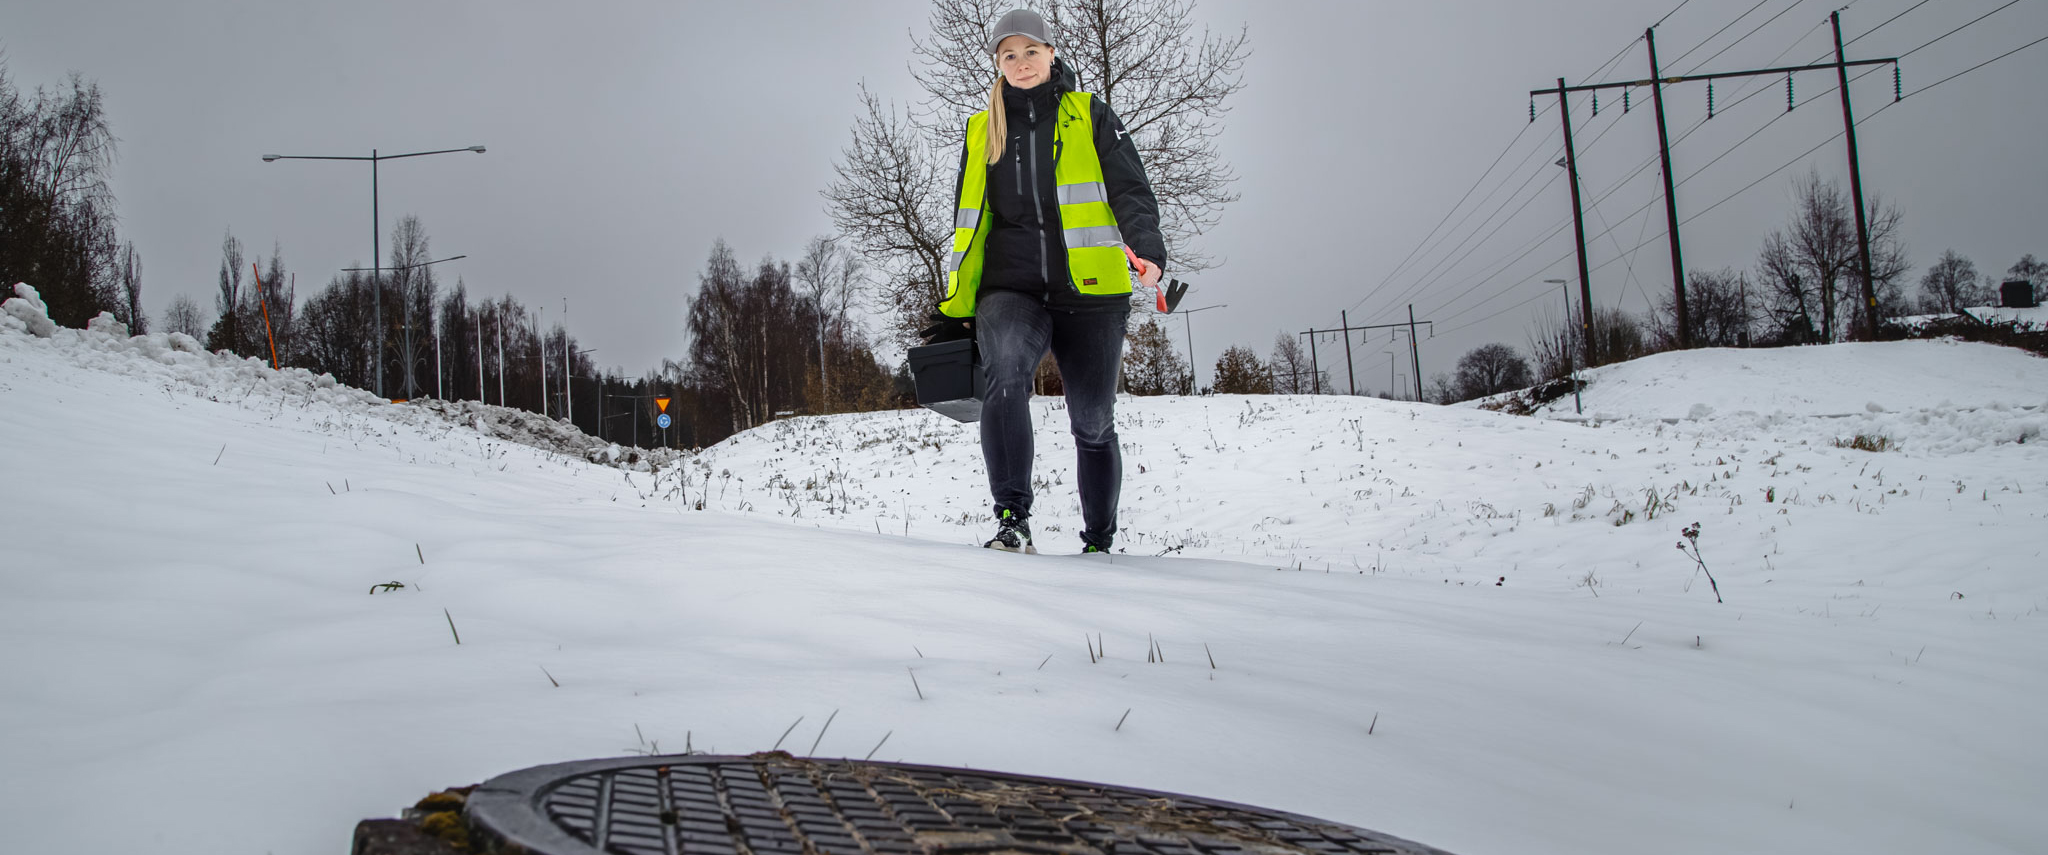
[2000,280,2039,309]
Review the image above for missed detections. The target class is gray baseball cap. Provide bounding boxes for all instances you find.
[987,9,1053,54]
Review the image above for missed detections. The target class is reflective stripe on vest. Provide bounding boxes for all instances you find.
[941,91,1129,318]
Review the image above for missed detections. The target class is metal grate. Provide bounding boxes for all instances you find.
[466,753,1454,855]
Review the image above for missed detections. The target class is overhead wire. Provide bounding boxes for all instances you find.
[1367,0,2021,343]
[1680,0,1815,75]
[1347,31,1646,320]
[1655,0,1697,30]
[1845,0,1933,47]
[1359,99,1556,303]
[1440,14,2046,336]
[1423,1,2008,335]
[1365,51,1655,324]
[1900,0,2021,60]
[1667,0,1777,71]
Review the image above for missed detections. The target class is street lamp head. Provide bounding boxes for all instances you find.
[468,146,486,153]
[261,154,281,162]
[1544,278,1567,284]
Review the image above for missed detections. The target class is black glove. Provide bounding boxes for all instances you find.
[918,311,972,345]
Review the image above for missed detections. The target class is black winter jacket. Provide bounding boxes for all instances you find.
[954,58,1166,313]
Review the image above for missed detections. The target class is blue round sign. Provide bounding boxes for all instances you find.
[656,413,672,429]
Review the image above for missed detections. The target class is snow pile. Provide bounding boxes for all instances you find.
[1965,304,2048,331]
[3,287,2046,855]
[1508,340,2048,421]
[0,283,635,465]
[3,282,61,337]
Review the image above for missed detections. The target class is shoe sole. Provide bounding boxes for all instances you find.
[985,543,1039,554]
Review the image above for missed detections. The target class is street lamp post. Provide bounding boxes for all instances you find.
[1544,279,1583,414]
[572,345,596,431]
[342,254,467,400]
[1170,304,1227,394]
[261,145,485,397]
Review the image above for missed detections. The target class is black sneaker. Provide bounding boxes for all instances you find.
[1080,544,1109,554]
[984,509,1036,554]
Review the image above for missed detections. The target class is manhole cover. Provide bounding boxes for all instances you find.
[466,752,1454,855]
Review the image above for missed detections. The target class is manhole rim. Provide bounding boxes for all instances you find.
[466,753,1447,855]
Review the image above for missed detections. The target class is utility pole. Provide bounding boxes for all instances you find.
[1645,27,1690,349]
[563,298,572,426]
[1299,308,1434,399]
[1340,310,1357,396]
[535,308,547,419]
[1832,10,1879,340]
[495,312,505,407]
[1531,18,1897,350]
[1407,304,1424,403]
[1306,331,1320,395]
[1555,76,1596,363]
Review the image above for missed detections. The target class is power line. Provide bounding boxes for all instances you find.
[1655,0,1697,30]
[1427,6,2038,344]
[1668,0,1776,71]
[1884,30,2048,98]
[1902,0,2021,59]
[1350,28,1651,322]
[1681,0,1816,76]
[1350,100,1556,317]
[1845,0,1933,47]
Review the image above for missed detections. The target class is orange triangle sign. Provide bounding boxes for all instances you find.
[655,397,671,414]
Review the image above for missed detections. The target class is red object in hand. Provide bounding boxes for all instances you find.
[1122,246,1166,310]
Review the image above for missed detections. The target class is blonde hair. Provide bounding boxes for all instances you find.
[985,72,1008,166]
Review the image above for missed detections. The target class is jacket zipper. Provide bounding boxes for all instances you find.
[1026,98,1051,287]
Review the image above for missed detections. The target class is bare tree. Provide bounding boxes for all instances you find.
[1587,305,1651,365]
[1655,268,1750,349]
[1526,302,1577,382]
[2007,253,2044,287]
[793,235,869,409]
[205,231,245,353]
[162,293,207,339]
[823,85,954,347]
[251,242,291,365]
[1755,170,1909,343]
[830,0,1250,340]
[114,240,143,333]
[1268,331,1310,393]
[1450,343,1531,402]
[1917,250,1984,314]
[388,215,437,398]
[0,69,119,327]
[685,241,819,431]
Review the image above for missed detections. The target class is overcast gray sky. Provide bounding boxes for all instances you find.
[7,0,2044,394]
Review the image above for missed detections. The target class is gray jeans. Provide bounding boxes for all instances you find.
[975,289,1128,550]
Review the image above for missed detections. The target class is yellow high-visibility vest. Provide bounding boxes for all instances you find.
[940,91,1128,318]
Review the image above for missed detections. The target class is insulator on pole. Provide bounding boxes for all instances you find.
[1707,81,1715,119]
[1592,91,1599,116]
[1787,73,1794,112]
[1624,88,1631,113]
[1894,65,1902,101]
[1530,97,1536,123]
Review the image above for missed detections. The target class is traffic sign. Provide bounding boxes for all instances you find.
[655,397,671,414]
[656,413,672,429]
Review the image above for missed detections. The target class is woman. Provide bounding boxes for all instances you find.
[923,8,1167,555]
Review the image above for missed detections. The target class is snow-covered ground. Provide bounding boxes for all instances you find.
[3,283,2045,855]
[1965,304,2048,331]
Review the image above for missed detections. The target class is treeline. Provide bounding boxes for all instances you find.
[0,66,133,330]
[666,237,899,446]
[175,216,625,438]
